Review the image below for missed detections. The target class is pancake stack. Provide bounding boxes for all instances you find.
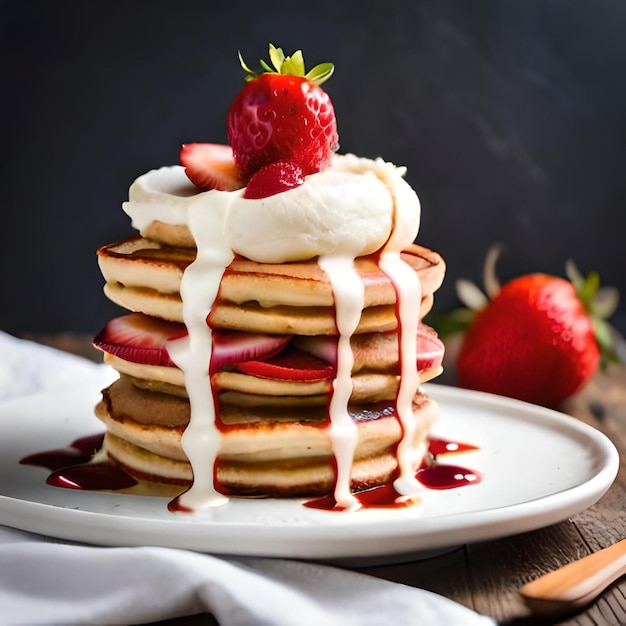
[93,178,446,500]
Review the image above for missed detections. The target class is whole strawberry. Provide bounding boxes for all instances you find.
[227,44,338,178]
[439,247,620,408]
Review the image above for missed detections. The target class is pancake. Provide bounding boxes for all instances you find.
[93,235,446,498]
[103,285,435,334]
[104,432,400,496]
[96,376,439,497]
[104,352,443,402]
[137,220,197,249]
[97,236,445,334]
[206,297,435,335]
[94,237,446,496]
[98,236,445,308]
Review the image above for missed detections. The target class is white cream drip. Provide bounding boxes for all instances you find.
[317,255,363,511]
[380,253,423,495]
[165,192,234,511]
[376,164,424,496]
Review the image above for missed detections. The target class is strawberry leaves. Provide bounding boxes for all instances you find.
[433,245,501,339]
[565,260,621,368]
[239,44,334,86]
[435,245,623,362]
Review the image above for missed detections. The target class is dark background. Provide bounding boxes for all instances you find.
[2,0,625,336]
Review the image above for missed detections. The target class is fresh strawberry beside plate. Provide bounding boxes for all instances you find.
[436,246,622,408]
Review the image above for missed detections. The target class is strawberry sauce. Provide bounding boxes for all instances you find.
[21,433,480,509]
[20,433,104,471]
[304,436,481,511]
[20,433,137,490]
[46,462,137,491]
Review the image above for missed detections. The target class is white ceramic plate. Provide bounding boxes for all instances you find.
[0,380,618,563]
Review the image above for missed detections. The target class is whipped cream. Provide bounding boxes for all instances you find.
[123,154,418,263]
[123,165,200,226]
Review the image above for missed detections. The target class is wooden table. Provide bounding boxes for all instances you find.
[360,363,626,625]
[26,335,626,625]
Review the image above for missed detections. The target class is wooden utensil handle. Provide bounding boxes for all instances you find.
[520,539,626,610]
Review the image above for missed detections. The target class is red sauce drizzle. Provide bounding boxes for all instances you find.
[305,436,481,511]
[21,432,481,510]
[20,432,137,491]
[46,461,137,490]
[20,433,105,470]
[305,483,420,511]
[167,494,193,512]
[428,437,479,457]
[416,464,481,490]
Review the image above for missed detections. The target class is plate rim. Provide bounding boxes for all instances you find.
[0,382,619,560]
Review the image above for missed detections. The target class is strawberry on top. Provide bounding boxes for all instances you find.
[228,44,338,178]
[180,44,338,196]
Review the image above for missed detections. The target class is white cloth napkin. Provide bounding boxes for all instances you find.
[0,332,107,401]
[0,331,495,625]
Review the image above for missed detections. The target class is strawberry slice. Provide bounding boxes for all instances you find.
[235,346,334,381]
[93,313,186,367]
[94,314,292,372]
[211,330,292,372]
[292,335,337,366]
[294,326,444,372]
[416,325,445,372]
[180,143,246,191]
[243,161,304,199]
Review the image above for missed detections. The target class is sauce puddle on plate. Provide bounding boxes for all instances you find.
[305,436,482,511]
[21,433,481,510]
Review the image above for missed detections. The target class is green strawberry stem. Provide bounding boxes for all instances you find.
[238,43,334,85]
[565,260,621,368]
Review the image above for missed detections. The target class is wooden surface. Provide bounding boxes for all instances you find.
[26,335,626,625]
[359,363,626,625]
